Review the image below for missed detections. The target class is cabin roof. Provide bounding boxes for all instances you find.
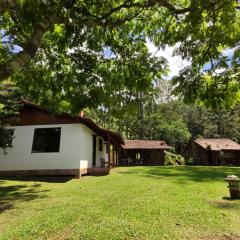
[122,140,172,150]
[15,100,124,145]
[194,138,240,151]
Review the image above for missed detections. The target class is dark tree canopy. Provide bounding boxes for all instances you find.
[0,0,239,110]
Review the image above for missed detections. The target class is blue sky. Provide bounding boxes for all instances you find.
[146,39,191,79]
[146,39,235,79]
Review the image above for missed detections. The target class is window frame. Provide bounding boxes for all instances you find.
[31,127,61,153]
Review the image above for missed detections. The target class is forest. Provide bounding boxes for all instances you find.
[85,79,240,153]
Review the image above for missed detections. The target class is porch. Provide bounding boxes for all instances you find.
[92,130,123,169]
[119,149,166,166]
[119,140,172,166]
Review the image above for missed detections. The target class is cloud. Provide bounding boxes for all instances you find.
[223,48,235,57]
[146,39,191,79]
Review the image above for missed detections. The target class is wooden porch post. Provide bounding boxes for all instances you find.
[116,144,119,166]
[107,134,111,168]
[92,135,96,167]
[113,143,116,167]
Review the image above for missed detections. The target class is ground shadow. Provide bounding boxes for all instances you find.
[208,199,240,209]
[0,176,73,183]
[199,234,240,240]
[117,166,240,183]
[0,181,49,214]
[222,197,233,201]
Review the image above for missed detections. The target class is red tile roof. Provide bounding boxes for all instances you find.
[194,138,240,151]
[122,140,172,150]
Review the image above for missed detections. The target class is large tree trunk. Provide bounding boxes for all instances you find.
[0,22,49,81]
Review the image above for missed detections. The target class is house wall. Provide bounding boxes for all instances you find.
[0,123,95,172]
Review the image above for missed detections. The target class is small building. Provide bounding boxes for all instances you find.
[119,140,172,166]
[0,101,123,178]
[193,138,240,166]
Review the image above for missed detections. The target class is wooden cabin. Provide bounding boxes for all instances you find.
[119,140,172,166]
[193,138,240,166]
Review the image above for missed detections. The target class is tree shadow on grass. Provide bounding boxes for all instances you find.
[117,166,240,183]
[0,181,49,214]
[0,176,73,183]
[208,199,240,210]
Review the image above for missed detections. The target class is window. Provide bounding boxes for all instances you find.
[32,127,61,153]
[99,139,103,151]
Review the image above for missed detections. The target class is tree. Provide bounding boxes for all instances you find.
[183,103,240,142]
[82,44,168,134]
[0,1,239,110]
[172,1,240,109]
[143,101,191,151]
[0,81,21,148]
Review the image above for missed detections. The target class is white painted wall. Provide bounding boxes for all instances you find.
[0,124,96,171]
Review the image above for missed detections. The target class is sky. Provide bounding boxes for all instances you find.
[146,39,235,79]
[145,39,191,79]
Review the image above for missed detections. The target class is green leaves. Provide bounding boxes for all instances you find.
[0,0,239,111]
[0,80,21,148]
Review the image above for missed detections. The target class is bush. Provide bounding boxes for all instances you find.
[185,157,194,165]
[165,151,185,165]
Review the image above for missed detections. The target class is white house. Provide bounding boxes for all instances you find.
[0,101,123,178]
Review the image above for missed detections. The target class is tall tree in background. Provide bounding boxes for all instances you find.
[184,104,240,142]
[86,49,167,138]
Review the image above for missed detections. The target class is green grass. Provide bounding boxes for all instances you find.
[0,166,240,240]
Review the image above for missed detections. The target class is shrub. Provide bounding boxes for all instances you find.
[165,151,185,165]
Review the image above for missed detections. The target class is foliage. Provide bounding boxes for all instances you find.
[0,167,240,239]
[87,96,240,153]
[0,0,239,149]
[143,107,191,152]
[0,81,20,148]
[0,127,14,148]
[183,103,240,142]
[87,97,191,152]
[0,0,239,110]
[164,151,185,165]
[171,1,240,109]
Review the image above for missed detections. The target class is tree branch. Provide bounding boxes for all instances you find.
[0,0,233,82]
[0,20,51,80]
[0,0,17,14]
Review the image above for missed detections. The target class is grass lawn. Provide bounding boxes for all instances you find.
[0,166,240,240]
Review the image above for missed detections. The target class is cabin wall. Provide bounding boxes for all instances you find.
[192,142,209,165]
[0,124,94,172]
[220,150,240,165]
[147,150,165,165]
[193,142,240,166]
[119,149,165,166]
